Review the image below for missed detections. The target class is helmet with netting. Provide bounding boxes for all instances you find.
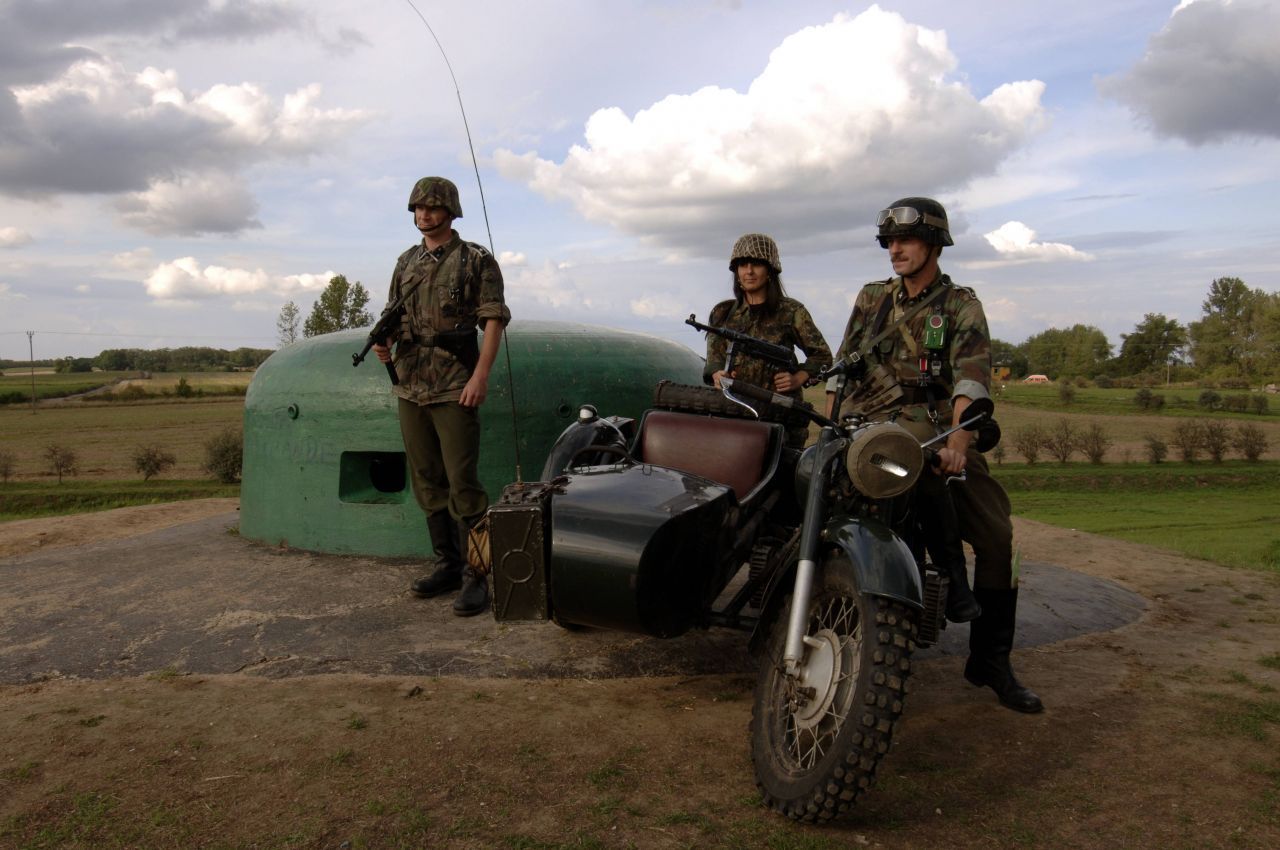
[407,176,463,218]
[729,233,781,274]
[876,197,952,248]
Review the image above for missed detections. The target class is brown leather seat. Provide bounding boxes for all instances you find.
[637,411,774,500]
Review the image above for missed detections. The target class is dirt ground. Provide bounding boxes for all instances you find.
[1,502,1278,849]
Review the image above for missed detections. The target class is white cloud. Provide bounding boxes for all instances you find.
[0,227,33,249]
[504,261,594,313]
[143,258,336,300]
[495,6,1045,255]
[115,172,261,236]
[629,295,691,321]
[75,284,91,293]
[0,282,26,300]
[980,221,1093,264]
[111,248,155,271]
[2,56,368,233]
[1102,0,1280,144]
[498,251,528,267]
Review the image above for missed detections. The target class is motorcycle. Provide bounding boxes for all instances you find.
[483,317,996,823]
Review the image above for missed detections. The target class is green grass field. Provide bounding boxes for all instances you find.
[997,382,1275,419]
[997,461,1280,573]
[0,479,239,521]
[0,370,251,404]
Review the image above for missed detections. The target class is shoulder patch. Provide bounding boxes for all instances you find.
[465,241,491,258]
[948,283,978,300]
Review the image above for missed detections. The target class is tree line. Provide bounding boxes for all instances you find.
[992,277,1278,384]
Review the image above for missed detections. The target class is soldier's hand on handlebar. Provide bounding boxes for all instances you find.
[934,446,967,475]
[712,369,734,389]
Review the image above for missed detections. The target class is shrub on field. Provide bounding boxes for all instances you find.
[43,444,78,483]
[1222,395,1248,413]
[1144,434,1169,464]
[1233,423,1269,462]
[1218,377,1250,390]
[1094,375,1114,389]
[1058,382,1077,405]
[1074,376,1089,388]
[133,445,177,481]
[991,443,1006,465]
[1079,422,1111,464]
[1171,420,1205,463]
[1013,425,1044,465]
[0,449,15,482]
[175,377,195,398]
[1202,421,1230,463]
[1197,390,1222,411]
[1134,388,1155,409]
[203,428,243,484]
[1012,424,1046,465]
[1044,419,1079,464]
[1251,395,1269,415]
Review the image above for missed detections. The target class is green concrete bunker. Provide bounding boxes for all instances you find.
[240,321,705,557]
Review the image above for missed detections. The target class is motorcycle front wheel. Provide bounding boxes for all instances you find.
[750,551,917,822]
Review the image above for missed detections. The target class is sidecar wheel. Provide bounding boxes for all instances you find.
[750,552,917,822]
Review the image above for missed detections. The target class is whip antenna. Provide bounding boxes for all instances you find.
[402,0,523,483]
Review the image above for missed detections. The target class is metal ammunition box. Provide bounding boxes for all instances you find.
[489,482,555,622]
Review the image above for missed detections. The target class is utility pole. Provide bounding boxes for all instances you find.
[27,330,36,414]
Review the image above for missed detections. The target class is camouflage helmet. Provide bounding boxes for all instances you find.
[407,176,463,218]
[729,233,782,274]
[876,197,952,248]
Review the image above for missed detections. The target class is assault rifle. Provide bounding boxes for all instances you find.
[685,313,799,377]
[352,293,413,385]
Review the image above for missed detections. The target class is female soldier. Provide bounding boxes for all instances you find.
[704,233,832,447]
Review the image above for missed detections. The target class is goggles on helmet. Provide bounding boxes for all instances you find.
[876,206,948,231]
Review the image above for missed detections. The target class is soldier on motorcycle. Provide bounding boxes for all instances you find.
[828,197,1043,714]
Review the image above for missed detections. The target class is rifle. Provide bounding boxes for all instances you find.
[352,293,413,385]
[685,313,798,377]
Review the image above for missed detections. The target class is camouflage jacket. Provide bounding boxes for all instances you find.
[834,272,990,436]
[702,296,832,399]
[388,231,511,405]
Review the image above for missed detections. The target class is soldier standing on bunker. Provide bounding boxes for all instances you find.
[828,198,1043,713]
[373,176,511,617]
[704,233,832,449]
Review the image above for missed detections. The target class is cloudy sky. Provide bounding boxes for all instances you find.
[1,0,1278,361]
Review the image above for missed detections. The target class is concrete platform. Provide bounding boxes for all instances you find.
[0,511,1145,683]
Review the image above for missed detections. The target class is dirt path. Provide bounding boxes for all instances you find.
[1,504,1277,848]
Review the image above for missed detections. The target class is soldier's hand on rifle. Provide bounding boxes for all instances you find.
[372,340,392,363]
[773,370,808,393]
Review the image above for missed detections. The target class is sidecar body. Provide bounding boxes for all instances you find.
[489,406,787,637]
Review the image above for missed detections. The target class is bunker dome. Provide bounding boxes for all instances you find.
[240,321,705,557]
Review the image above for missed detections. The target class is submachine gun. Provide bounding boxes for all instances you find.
[352,281,480,385]
[686,313,809,420]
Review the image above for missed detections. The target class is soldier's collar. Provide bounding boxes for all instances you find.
[893,272,948,305]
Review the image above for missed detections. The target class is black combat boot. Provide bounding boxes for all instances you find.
[451,519,489,617]
[410,511,463,598]
[942,558,983,624]
[452,567,490,617]
[964,587,1044,713]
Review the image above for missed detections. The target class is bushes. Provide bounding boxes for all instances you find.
[0,449,14,483]
[133,445,177,481]
[1202,421,1231,463]
[1234,424,1269,462]
[1133,388,1166,411]
[1171,420,1205,462]
[1012,424,1046,465]
[1144,434,1169,464]
[1079,423,1112,464]
[43,444,78,483]
[202,428,243,484]
[1057,382,1077,405]
[1044,419,1079,463]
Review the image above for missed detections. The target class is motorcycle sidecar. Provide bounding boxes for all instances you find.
[490,408,787,637]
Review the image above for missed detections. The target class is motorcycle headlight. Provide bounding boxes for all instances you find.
[844,422,923,499]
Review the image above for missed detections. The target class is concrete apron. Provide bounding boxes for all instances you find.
[0,511,1145,683]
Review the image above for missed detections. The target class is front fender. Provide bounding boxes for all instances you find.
[750,513,921,654]
[821,513,923,610]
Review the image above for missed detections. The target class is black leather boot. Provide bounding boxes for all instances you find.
[917,484,982,623]
[410,512,463,598]
[964,587,1044,713]
[452,566,490,617]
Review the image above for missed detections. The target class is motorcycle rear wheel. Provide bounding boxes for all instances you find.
[750,552,917,822]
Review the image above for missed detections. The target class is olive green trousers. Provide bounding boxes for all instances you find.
[397,397,488,524]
